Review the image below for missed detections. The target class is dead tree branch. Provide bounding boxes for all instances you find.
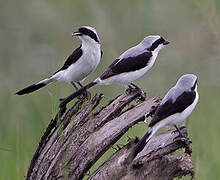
[89,128,194,180]
[26,89,194,180]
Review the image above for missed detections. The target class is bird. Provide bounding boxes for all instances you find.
[59,35,170,107]
[16,26,102,95]
[126,74,199,164]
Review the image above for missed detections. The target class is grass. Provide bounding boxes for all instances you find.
[1,0,220,179]
[0,83,220,180]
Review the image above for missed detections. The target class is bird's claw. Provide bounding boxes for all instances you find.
[173,134,192,155]
[125,85,135,94]
[77,90,91,101]
[173,134,188,141]
[138,91,146,101]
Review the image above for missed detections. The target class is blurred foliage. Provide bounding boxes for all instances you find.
[0,0,220,179]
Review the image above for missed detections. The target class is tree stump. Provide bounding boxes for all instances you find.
[25,89,194,180]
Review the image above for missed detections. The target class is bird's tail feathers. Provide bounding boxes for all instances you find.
[59,81,97,108]
[126,128,153,164]
[15,78,53,95]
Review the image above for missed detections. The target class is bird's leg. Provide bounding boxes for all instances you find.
[125,83,146,101]
[77,82,91,101]
[125,83,139,94]
[131,83,146,101]
[173,125,192,155]
[174,125,187,138]
[125,84,133,94]
[130,82,141,90]
[77,82,83,88]
[59,82,78,101]
[71,82,79,90]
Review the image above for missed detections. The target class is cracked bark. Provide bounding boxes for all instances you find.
[89,128,193,180]
[25,89,194,180]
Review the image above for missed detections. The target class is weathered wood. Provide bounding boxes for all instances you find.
[89,128,194,180]
[26,95,88,179]
[26,89,194,180]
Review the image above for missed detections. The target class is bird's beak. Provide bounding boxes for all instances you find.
[72,31,82,37]
[163,41,170,45]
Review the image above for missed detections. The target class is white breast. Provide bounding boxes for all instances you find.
[53,43,101,83]
[98,52,157,86]
[152,90,199,133]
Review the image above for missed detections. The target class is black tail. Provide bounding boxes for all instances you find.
[59,81,97,108]
[126,129,152,164]
[16,83,46,95]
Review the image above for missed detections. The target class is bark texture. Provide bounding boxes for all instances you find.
[26,89,194,180]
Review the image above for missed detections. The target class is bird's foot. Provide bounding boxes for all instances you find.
[174,135,192,155]
[172,125,192,155]
[77,90,91,101]
[130,83,141,91]
[125,83,143,94]
[138,91,146,102]
[173,132,192,155]
[172,125,188,139]
[173,131,189,141]
[130,83,146,101]
[173,133,188,140]
[171,125,185,133]
[125,85,136,94]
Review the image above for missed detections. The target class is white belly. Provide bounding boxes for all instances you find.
[153,91,199,133]
[98,54,157,86]
[53,46,101,83]
[99,67,150,85]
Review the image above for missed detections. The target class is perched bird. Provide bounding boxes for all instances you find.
[59,35,170,107]
[126,74,199,163]
[16,26,102,95]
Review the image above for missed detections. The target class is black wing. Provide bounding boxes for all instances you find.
[149,91,196,127]
[53,45,83,75]
[100,51,152,80]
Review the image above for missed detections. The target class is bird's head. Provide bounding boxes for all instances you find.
[141,35,170,53]
[176,74,198,91]
[72,26,100,44]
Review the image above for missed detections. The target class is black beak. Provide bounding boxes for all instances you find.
[163,41,170,45]
[72,31,82,37]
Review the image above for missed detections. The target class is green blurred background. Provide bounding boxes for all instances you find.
[1,0,220,179]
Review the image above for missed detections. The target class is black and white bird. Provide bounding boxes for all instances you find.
[59,35,170,107]
[126,74,199,163]
[16,26,102,95]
